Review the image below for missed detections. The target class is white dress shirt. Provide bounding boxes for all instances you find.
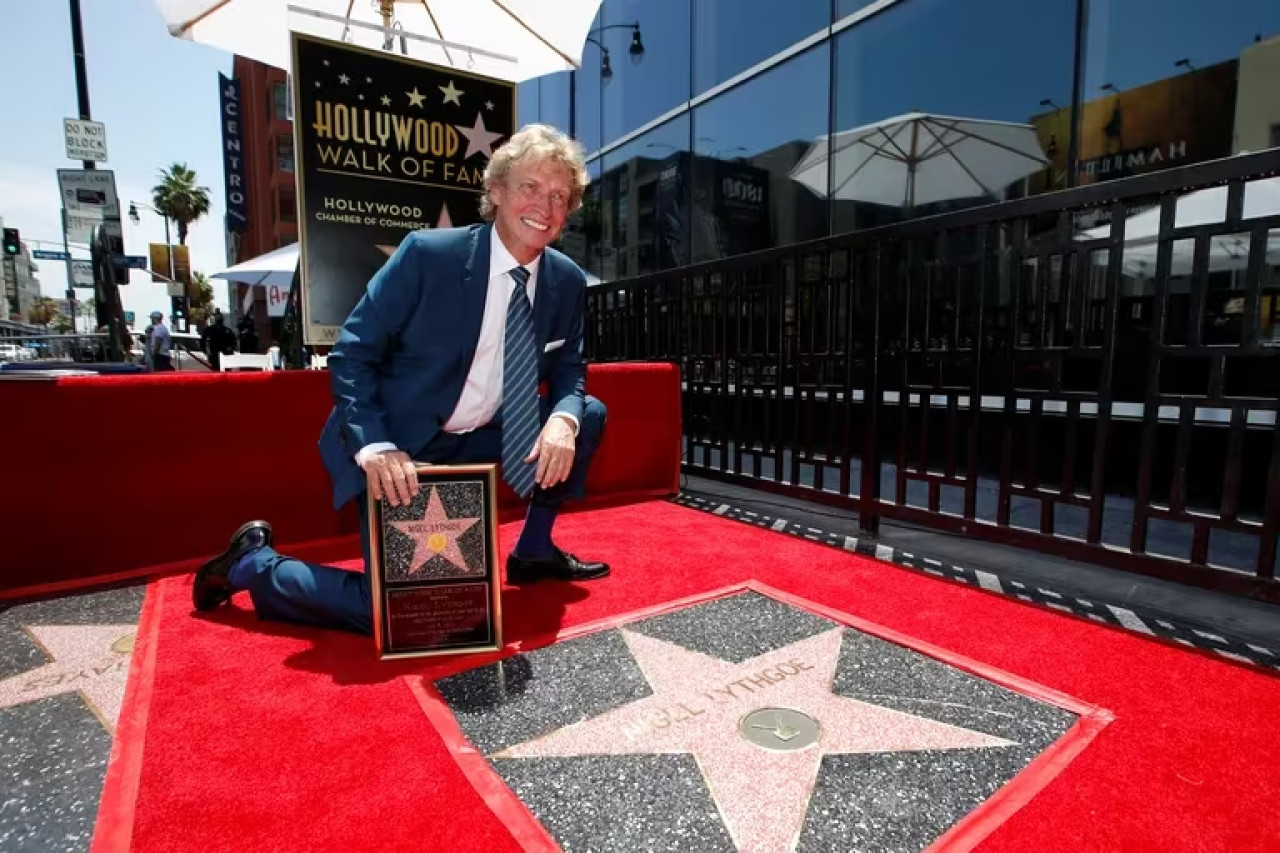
[442,231,540,433]
[355,229,575,468]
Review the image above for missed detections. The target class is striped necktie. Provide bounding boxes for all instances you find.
[501,265,539,498]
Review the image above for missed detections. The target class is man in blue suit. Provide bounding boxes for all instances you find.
[191,124,609,635]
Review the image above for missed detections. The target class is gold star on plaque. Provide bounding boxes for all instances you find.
[381,95,392,106]
[338,73,350,85]
[439,80,464,106]
[407,87,426,108]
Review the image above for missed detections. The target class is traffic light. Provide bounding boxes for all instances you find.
[2,228,19,256]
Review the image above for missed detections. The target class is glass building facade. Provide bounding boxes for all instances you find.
[515,0,1280,282]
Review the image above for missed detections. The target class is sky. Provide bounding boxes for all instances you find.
[1,0,234,325]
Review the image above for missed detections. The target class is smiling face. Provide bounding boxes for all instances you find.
[488,157,574,265]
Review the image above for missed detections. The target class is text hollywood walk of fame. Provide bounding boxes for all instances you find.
[308,54,506,189]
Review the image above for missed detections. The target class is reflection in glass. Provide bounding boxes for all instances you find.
[836,0,887,19]
[1080,0,1280,184]
[832,0,1075,232]
[601,0,691,142]
[692,44,831,263]
[1076,175,1280,348]
[539,73,572,135]
[693,0,830,94]
[586,116,692,281]
[517,80,540,128]
[572,8,604,152]
[559,160,604,282]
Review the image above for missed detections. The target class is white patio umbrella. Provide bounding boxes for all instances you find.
[154,0,604,83]
[1080,174,1280,276]
[211,242,299,288]
[789,111,1050,209]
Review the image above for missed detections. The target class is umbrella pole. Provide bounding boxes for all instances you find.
[906,119,920,210]
[379,0,394,50]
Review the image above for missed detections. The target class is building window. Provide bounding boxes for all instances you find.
[832,0,1076,233]
[693,0,829,95]
[574,8,603,152]
[540,73,572,136]
[694,44,830,261]
[517,79,540,127]
[599,0,691,144]
[277,135,294,173]
[272,82,289,122]
[599,114,691,279]
[559,159,602,279]
[1082,0,1280,182]
[278,189,297,223]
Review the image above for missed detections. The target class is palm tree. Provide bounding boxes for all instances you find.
[151,163,212,245]
[188,271,216,327]
[27,296,58,327]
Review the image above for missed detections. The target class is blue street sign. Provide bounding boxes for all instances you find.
[32,249,69,261]
[112,254,148,269]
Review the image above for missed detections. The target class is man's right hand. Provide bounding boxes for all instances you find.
[362,449,421,506]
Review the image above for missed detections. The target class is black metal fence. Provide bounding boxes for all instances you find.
[585,149,1280,603]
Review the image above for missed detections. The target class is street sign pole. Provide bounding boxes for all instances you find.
[60,207,79,332]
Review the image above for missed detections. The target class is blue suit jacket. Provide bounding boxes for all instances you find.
[317,223,588,510]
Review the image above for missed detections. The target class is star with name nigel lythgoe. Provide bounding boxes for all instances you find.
[492,627,1017,851]
[391,487,481,575]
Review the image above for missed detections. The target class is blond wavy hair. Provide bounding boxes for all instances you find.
[480,124,590,221]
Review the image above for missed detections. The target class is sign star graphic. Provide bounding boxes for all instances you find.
[391,487,481,575]
[0,624,136,733]
[455,113,504,160]
[439,80,464,105]
[493,627,1016,852]
[406,87,426,108]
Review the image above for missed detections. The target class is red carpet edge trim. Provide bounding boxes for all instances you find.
[407,580,1112,852]
[89,579,165,853]
[409,677,562,853]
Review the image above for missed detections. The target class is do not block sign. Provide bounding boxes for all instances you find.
[64,118,108,163]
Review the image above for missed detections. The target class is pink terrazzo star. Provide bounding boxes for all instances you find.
[494,628,1016,852]
[0,624,136,732]
[392,486,481,575]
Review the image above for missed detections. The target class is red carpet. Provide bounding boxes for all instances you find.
[94,500,1280,852]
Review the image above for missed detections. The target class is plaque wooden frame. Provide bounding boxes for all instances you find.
[367,463,503,660]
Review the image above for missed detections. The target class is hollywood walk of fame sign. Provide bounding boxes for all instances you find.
[0,624,136,733]
[369,463,503,660]
[289,31,515,345]
[417,587,1110,852]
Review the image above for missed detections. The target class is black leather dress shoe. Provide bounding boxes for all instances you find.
[507,546,610,584]
[193,520,273,611]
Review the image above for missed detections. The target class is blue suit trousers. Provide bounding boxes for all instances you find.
[235,396,607,635]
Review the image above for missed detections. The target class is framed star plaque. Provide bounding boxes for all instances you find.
[367,463,503,659]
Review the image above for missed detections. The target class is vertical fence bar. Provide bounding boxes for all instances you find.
[1129,199,1176,554]
[1086,200,1129,545]
[859,244,884,536]
[1219,406,1246,523]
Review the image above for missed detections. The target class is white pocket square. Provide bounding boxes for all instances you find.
[543,339,565,352]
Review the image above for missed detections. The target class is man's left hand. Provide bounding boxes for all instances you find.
[525,415,576,489]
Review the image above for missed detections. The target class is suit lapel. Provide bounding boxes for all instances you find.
[458,223,491,363]
[533,250,559,349]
